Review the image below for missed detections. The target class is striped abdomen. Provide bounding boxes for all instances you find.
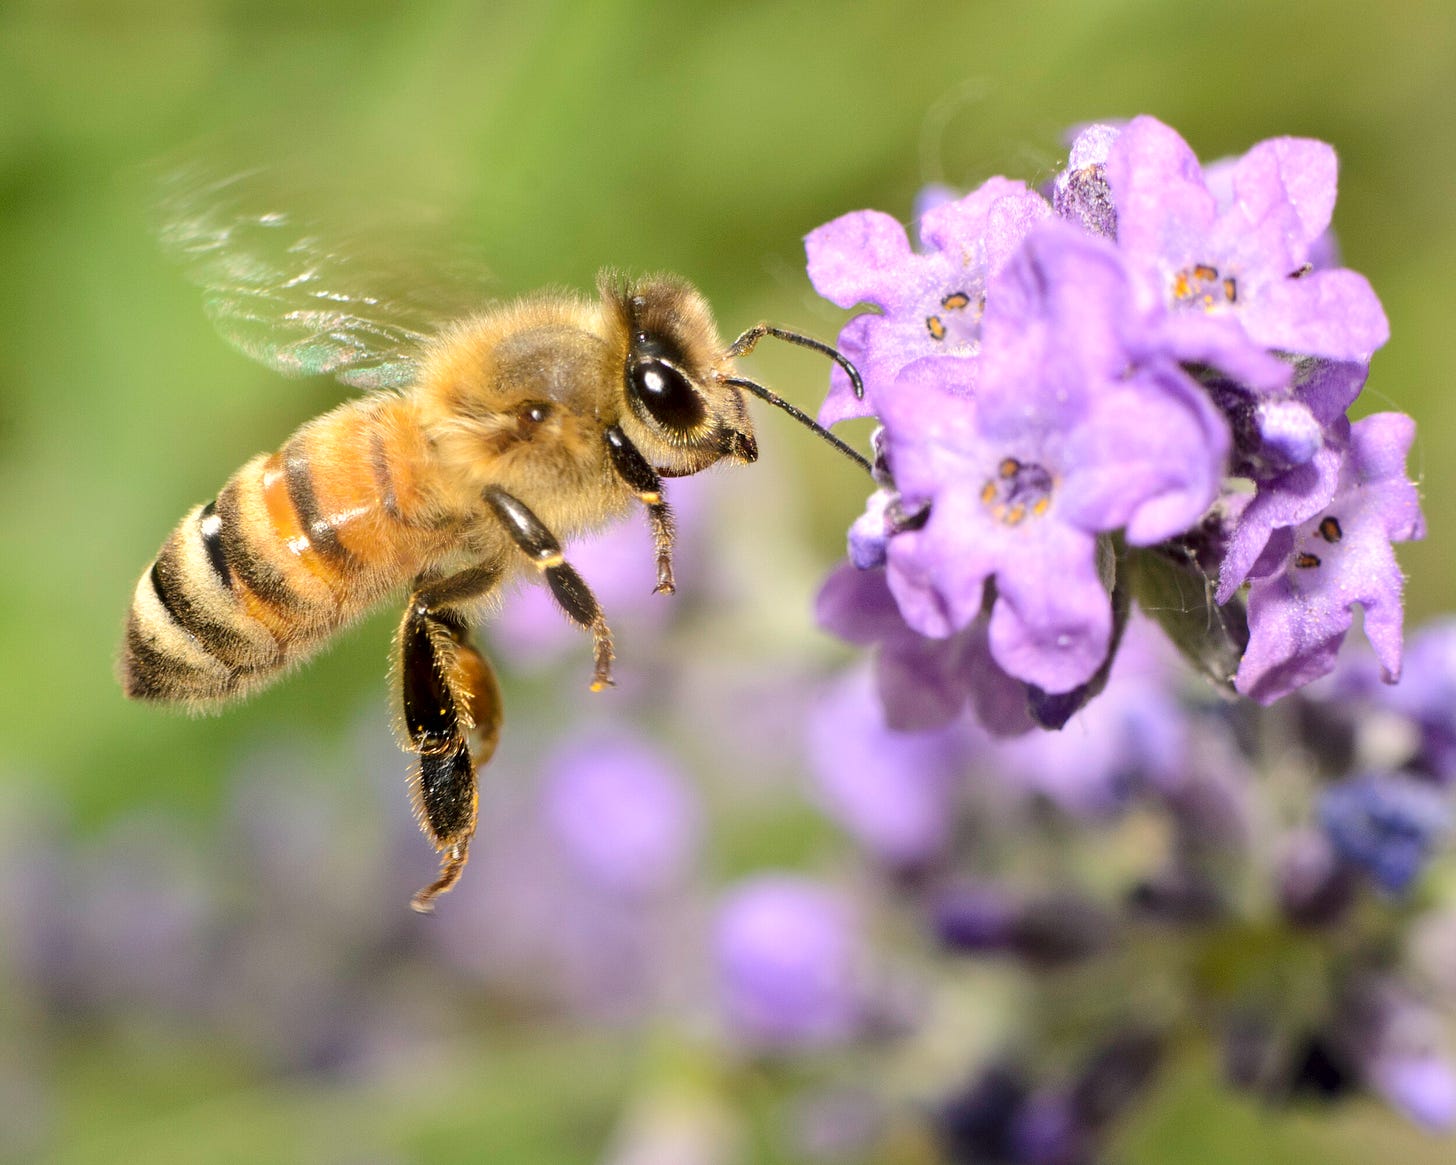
[121,394,447,706]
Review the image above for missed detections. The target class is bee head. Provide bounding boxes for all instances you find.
[601,272,756,477]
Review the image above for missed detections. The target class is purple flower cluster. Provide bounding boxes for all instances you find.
[808,115,1422,727]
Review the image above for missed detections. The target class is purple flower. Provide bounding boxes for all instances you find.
[1236,412,1424,703]
[877,223,1229,691]
[815,561,1032,734]
[810,116,1409,716]
[806,666,967,869]
[542,729,700,898]
[1216,360,1368,602]
[1319,772,1450,894]
[1369,1048,1456,1131]
[714,875,863,1050]
[847,484,927,571]
[805,177,1052,427]
[1104,116,1389,366]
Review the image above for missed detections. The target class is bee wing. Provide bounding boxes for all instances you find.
[157,165,492,389]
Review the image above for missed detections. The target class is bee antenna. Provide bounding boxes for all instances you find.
[726,323,866,400]
[721,376,873,476]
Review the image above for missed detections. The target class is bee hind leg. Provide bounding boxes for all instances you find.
[483,486,616,690]
[398,564,504,913]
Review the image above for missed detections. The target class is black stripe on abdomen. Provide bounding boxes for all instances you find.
[370,428,403,521]
[283,435,354,565]
[148,541,261,667]
[198,500,233,589]
[121,611,236,702]
[214,479,306,614]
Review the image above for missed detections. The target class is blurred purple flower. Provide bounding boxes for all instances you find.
[1275,828,1357,927]
[51,815,215,1019]
[543,729,701,898]
[1008,1091,1085,1165]
[937,1032,1160,1164]
[935,884,1112,969]
[1369,1048,1456,1131]
[806,666,966,869]
[1068,1029,1165,1130]
[937,1064,1030,1164]
[1319,772,1450,894]
[930,882,1019,953]
[986,617,1189,817]
[425,728,692,1024]
[911,183,961,231]
[1370,619,1456,782]
[791,1089,886,1162]
[1345,980,1456,1131]
[714,875,864,1050]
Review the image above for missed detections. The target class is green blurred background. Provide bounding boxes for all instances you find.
[2,1,1454,1161]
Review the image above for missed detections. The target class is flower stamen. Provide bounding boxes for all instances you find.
[1172,263,1238,311]
[982,458,1055,527]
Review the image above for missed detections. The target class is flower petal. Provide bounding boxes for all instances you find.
[1253,269,1390,361]
[818,313,877,427]
[1233,137,1339,249]
[986,522,1111,692]
[805,210,914,309]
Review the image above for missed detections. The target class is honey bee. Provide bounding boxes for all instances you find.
[121,172,866,912]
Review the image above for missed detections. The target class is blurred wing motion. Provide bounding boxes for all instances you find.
[156,163,493,389]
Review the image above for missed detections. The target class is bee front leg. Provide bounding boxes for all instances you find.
[604,425,676,594]
[483,486,615,690]
[399,563,504,914]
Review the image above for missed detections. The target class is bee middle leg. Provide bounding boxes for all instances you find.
[399,562,505,914]
[483,486,615,690]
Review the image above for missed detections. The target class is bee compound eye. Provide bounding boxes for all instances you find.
[630,358,705,433]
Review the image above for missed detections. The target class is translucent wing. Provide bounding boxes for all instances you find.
[157,164,493,390]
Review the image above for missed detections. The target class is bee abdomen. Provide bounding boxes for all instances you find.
[121,398,440,707]
[121,491,293,705]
